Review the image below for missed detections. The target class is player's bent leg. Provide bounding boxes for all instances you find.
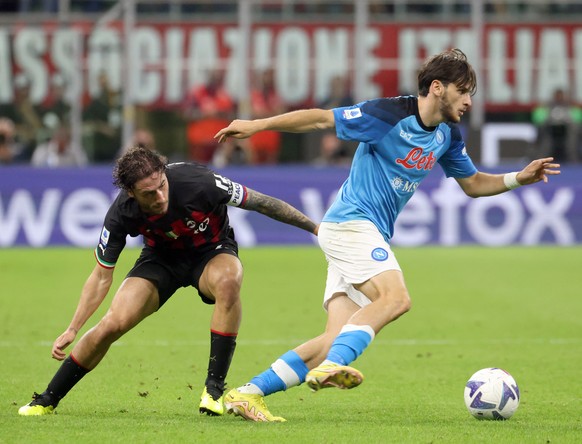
[198,254,243,416]
[199,387,224,416]
[224,388,286,422]
[305,363,364,392]
[19,278,161,417]
[73,277,161,369]
[351,270,411,331]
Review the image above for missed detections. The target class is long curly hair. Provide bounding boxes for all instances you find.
[113,145,167,192]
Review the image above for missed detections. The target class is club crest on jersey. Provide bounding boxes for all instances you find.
[371,247,389,261]
[395,147,436,170]
[436,129,444,144]
[342,108,362,120]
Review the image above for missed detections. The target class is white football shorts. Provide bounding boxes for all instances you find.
[318,220,402,310]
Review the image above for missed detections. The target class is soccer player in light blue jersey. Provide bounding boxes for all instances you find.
[215,48,561,422]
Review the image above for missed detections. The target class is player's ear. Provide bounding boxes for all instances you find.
[127,189,135,198]
[431,80,444,97]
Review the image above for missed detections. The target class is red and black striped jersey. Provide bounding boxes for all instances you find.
[95,162,247,268]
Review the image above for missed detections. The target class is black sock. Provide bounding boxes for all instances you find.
[205,330,237,399]
[44,355,90,406]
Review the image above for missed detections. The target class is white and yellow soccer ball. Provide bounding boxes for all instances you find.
[464,367,520,420]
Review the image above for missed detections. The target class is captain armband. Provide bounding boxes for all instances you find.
[228,182,248,207]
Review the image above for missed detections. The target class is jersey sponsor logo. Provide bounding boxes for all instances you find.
[462,146,468,156]
[391,176,419,193]
[342,108,362,120]
[371,247,389,261]
[195,217,209,233]
[395,147,436,171]
[183,216,210,234]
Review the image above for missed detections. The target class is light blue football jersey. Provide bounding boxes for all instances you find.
[324,95,478,242]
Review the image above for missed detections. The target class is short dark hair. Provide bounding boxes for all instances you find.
[417,48,477,97]
[113,145,167,191]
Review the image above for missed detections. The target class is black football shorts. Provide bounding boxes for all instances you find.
[126,236,239,309]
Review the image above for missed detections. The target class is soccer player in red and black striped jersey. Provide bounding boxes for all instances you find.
[19,146,317,417]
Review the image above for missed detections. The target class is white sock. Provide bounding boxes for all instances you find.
[236,383,264,396]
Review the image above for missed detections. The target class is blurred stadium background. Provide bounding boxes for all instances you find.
[0,0,581,247]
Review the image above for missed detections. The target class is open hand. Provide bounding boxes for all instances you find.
[517,157,561,185]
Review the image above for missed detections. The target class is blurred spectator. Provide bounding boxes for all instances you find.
[31,125,87,167]
[248,69,286,164]
[130,127,156,151]
[312,131,353,167]
[212,143,249,168]
[183,69,236,163]
[318,75,354,109]
[532,88,582,163]
[117,128,156,158]
[0,118,21,165]
[83,71,121,163]
[0,75,44,161]
[313,76,355,167]
[39,74,71,131]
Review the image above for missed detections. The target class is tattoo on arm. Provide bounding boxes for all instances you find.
[243,188,317,234]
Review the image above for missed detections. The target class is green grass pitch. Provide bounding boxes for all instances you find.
[1,246,581,443]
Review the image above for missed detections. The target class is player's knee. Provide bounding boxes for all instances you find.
[95,314,131,344]
[399,294,412,316]
[211,275,242,307]
[380,290,411,317]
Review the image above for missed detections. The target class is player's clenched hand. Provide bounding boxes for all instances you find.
[516,157,561,185]
[214,120,259,143]
[52,328,77,361]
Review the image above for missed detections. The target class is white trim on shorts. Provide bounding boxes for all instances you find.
[318,220,402,310]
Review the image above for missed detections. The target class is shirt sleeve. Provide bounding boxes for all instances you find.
[207,171,248,207]
[94,205,128,269]
[438,125,478,178]
[333,99,390,144]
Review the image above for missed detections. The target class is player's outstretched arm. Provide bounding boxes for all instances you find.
[52,264,114,361]
[456,157,560,198]
[215,109,335,143]
[242,188,318,235]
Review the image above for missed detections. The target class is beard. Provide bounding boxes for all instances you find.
[438,93,461,123]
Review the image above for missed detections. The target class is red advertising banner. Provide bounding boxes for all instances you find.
[0,21,580,110]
